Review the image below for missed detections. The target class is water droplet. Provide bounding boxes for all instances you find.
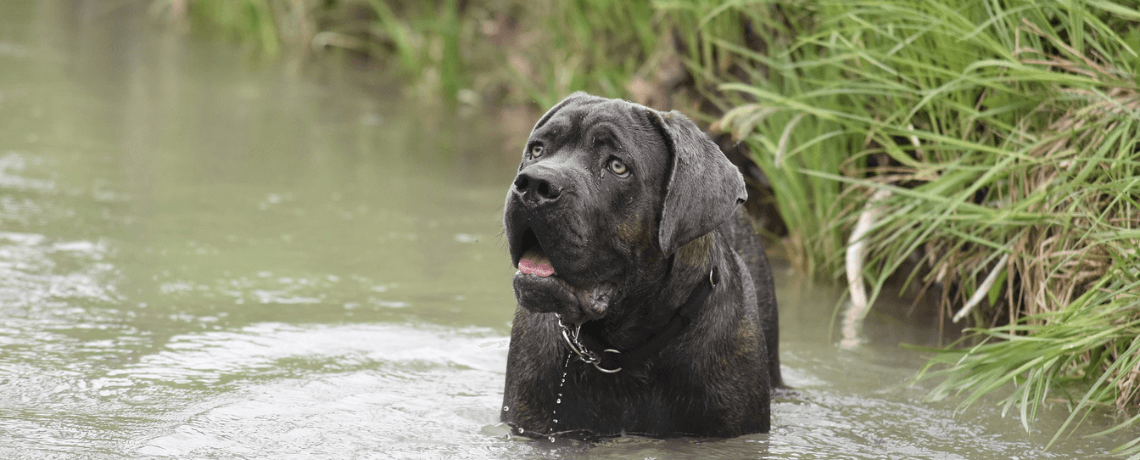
[556,398,561,404]
[502,405,509,412]
[518,427,525,434]
[549,436,556,442]
[553,419,559,423]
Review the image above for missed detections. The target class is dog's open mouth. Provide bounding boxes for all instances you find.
[515,228,557,277]
[510,225,614,322]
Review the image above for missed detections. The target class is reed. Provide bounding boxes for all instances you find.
[715,0,1140,452]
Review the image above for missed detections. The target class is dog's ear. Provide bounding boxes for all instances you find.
[648,109,747,256]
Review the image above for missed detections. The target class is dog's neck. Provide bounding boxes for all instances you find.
[585,232,722,352]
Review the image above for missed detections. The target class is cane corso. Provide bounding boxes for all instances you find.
[501,92,781,440]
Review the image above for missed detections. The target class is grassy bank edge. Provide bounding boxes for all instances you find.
[714,0,1140,453]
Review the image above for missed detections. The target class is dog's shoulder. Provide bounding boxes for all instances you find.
[718,207,783,388]
[719,208,769,278]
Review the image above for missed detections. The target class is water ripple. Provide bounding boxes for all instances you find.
[128,323,514,458]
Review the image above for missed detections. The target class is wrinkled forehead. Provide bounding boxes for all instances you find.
[529,98,646,141]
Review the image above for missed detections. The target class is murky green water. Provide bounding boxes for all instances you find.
[0,2,1132,459]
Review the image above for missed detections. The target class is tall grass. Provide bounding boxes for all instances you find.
[159,0,471,102]
[715,0,1140,452]
[164,0,309,57]
[158,0,673,106]
[498,0,663,107]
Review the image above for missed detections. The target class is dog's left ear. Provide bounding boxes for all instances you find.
[648,109,747,256]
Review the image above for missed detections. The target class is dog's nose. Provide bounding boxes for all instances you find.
[513,171,563,204]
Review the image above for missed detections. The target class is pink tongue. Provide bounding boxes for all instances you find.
[519,258,555,277]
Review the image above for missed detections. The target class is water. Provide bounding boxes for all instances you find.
[0,2,1132,459]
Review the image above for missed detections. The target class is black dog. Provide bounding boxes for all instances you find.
[501,93,781,439]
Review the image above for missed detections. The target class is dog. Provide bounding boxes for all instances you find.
[501,92,781,440]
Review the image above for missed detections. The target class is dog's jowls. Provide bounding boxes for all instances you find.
[501,92,781,439]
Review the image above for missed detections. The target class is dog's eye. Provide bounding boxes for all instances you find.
[528,144,544,158]
[608,158,629,176]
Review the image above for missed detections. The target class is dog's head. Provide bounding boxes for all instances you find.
[504,92,745,322]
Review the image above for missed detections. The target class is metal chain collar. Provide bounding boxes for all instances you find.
[556,315,622,374]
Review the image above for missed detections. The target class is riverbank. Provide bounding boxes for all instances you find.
[160,0,1140,453]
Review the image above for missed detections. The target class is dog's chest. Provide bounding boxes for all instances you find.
[534,365,687,433]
